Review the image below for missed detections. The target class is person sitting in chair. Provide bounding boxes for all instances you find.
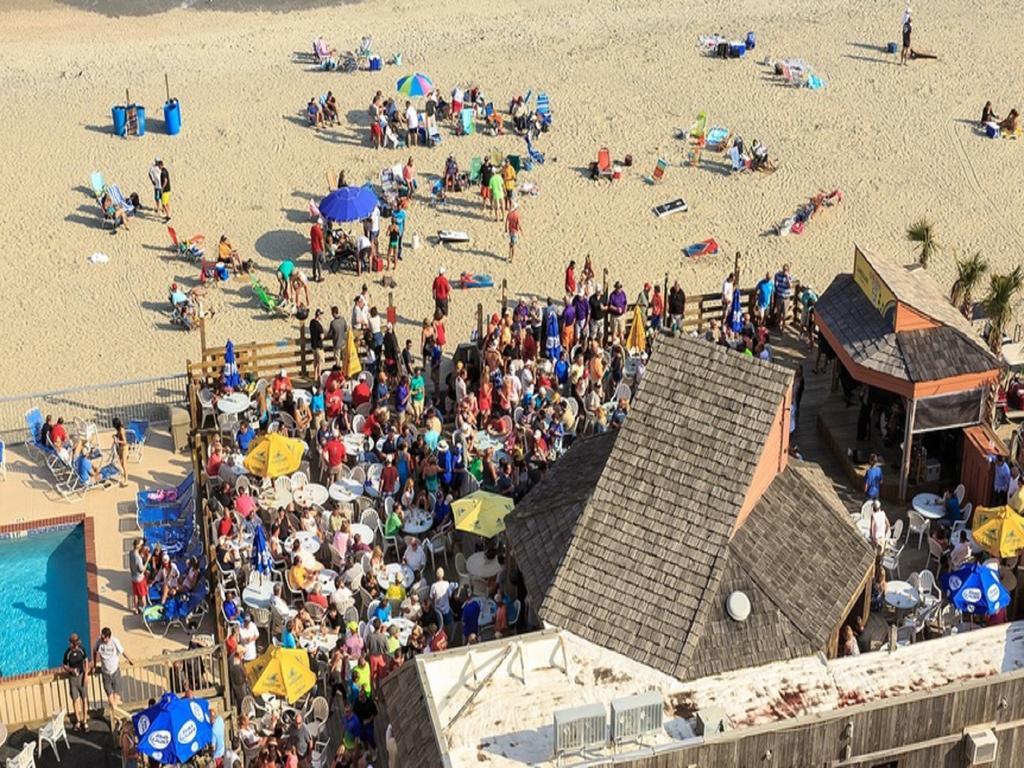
[323,91,339,123]
[999,109,1020,136]
[217,235,244,275]
[750,139,772,171]
[74,444,103,486]
[307,98,324,129]
[99,191,130,230]
[981,101,1000,127]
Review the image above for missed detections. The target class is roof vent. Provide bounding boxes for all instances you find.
[726,591,751,622]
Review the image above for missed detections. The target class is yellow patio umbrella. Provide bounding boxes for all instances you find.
[245,646,316,703]
[343,326,362,378]
[624,304,646,354]
[452,491,514,538]
[242,433,305,478]
[972,505,1024,558]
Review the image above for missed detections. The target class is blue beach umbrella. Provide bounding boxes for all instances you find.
[729,288,743,333]
[251,523,272,577]
[319,185,379,223]
[133,693,212,764]
[223,340,241,390]
[941,563,1011,615]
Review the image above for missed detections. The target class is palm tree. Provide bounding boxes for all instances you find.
[906,219,938,268]
[949,251,988,318]
[983,266,1023,354]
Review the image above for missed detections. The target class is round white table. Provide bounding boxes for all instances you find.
[350,522,375,546]
[261,488,293,510]
[300,630,339,654]
[317,569,339,596]
[218,393,252,414]
[385,617,415,645]
[884,580,921,611]
[401,508,433,536]
[284,531,321,555]
[912,493,946,521]
[242,580,275,610]
[343,434,368,455]
[467,552,501,580]
[292,389,311,404]
[293,483,330,508]
[376,562,414,589]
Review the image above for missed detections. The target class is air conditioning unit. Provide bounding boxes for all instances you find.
[610,692,664,745]
[695,706,731,737]
[553,703,607,759]
[964,730,997,765]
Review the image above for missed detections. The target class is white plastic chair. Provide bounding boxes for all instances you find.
[906,510,929,549]
[882,542,905,577]
[37,709,69,762]
[359,509,379,529]
[454,552,471,589]
[198,388,216,427]
[886,519,904,552]
[926,535,944,574]
[291,471,308,489]
[859,500,874,522]
[6,743,35,768]
[305,696,330,739]
[351,415,366,434]
[918,569,940,608]
[274,476,293,495]
[350,466,366,486]
[954,483,965,504]
[426,534,450,570]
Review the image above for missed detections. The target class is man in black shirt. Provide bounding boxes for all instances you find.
[62,633,89,730]
[309,309,325,381]
[668,280,686,334]
[157,159,172,221]
[588,288,605,340]
[352,687,378,747]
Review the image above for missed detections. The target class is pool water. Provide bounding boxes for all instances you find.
[0,524,91,677]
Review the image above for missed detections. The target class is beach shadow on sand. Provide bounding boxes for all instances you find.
[65,208,113,232]
[842,53,896,66]
[255,229,308,262]
[52,0,348,18]
[847,41,890,53]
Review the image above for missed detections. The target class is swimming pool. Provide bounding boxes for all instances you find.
[0,523,91,677]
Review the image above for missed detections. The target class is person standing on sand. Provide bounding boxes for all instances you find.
[505,203,521,263]
[156,159,171,221]
[488,170,505,221]
[432,267,451,317]
[310,218,325,283]
[148,158,162,213]
[328,305,347,367]
[900,11,912,65]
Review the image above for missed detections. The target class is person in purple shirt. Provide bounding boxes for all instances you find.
[562,299,576,348]
[572,291,590,340]
[608,281,628,339]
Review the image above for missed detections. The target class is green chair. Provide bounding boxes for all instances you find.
[468,156,483,184]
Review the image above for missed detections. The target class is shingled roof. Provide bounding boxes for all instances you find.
[533,335,794,680]
[506,431,617,604]
[379,662,446,768]
[816,251,1000,383]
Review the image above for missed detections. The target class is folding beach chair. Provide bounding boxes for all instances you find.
[468,156,483,184]
[108,185,135,216]
[168,226,205,260]
[525,136,545,165]
[650,157,668,183]
[459,108,475,136]
[506,155,521,173]
[595,147,614,180]
[705,126,731,152]
[126,419,150,463]
[535,92,551,124]
[89,171,105,199]
[688,112,707,142]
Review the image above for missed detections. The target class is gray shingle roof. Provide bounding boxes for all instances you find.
[898,326,998,381]
[506,432,617,605]
[379,662,445,768]
[536,335,794,680]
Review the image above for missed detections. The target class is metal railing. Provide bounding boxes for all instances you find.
[0,373,187,446]
[0,644,223,729]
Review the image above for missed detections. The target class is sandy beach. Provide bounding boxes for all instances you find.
[0,0,1022,395]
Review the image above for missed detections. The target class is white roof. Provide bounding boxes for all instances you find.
[417,623,1024,767]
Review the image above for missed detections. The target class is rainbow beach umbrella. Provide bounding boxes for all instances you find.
[396,72,434,97]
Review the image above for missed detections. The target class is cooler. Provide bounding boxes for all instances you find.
[728,42,746,58]
[112,105,127,136]
[135,105,147,136]
[164,98,182,135]
[369,56,382,71]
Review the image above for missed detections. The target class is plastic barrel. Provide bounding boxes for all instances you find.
[112,105,127,136]
[164,99,182,136]
[886,41,897,54]
[746,31,756,50]
[135,105,146,137]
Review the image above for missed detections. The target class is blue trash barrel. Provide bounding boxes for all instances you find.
[745,31,756,50]
[886,41,898,54]
[112,105,127,136]
[135,105,147,137]
[164,99,182,136]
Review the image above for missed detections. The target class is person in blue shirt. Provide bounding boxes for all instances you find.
[864,453,883,500]
[755,272,774,323]
[941,487,962,524]
[310,385,325,415]
[461,594,481,643]
[236,420,256,452]
[392,206,408,260]
[372,600,391,623]
[433,494,453,528]
[209,704,225,761]
[280,619,297,649]
[75,452,99,486]
[993,455,1011,506]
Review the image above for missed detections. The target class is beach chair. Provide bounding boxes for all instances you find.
[89,171,105,199]
[483,103,505,135]
[535,92,551,126]
[167,226,205,260]
[251,277,289,316]
[507,155,521,173]
[126,419,149,463]
[688,112,707,142]
[595,147,614,179]
[355,35,373,66]
[468,156,483,184]
[24,407,45,460]
[525,136,545,165]
[312,37,336,65]
[108,185,135,216]
[458,108,475,136]
[705,126,731,152]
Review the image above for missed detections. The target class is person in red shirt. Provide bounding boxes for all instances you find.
[565,260,576,295]
[504,203,522,263]
[432,266,451,318]
[206,446,224,478]
[351,376,371,409]
[310,219,325,283]
[379,456,399,497]
[306,583,329,609]
[50,417,68,448]
[325,364,345,392]
[271,369,293,403]
[323,435,346,483]
[649,284,665,332]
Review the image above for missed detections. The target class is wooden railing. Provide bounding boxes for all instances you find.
[0,645,224,729]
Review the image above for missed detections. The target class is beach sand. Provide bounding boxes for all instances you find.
[0,0,1022,395]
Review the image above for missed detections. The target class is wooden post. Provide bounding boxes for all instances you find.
[476,303,484,343]
[164,73,170,102]
[501,279,508,315]
[602,268,609,346]
[298,323,308,379]
[899,398,918,502]
[199,315,207,361]
[733,250,742,287]
[663,271,670,331]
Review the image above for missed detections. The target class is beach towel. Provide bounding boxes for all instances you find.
[457,273,494,289]
[437,230,470,243]
[705,126,731,151]
[683,238,719,258]
[653,199,688,218]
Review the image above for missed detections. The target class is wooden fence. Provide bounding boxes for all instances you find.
[0,645,224,730]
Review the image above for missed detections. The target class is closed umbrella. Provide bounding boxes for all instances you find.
[242,433,305,478]
[133,693,212,765]
[729,288,743,333]
[222,339,241,390]
[972,505,1024,558]
[250,523,273,577]
[941,562,1011,615]
[396,72,433,98]
[319,185,379,223]
[625,304,647,354]
[246,646,317,703]
[452,491,515,538]
[343,326,363,378]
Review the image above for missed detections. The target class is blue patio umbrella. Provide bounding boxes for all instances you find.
[729,288,743,333]
[251,522,273,577]
[223,339,242,390]
[319,185,379,223]
[941,562,1011,615]
[133,693,212,764]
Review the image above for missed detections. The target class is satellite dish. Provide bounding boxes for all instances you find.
[726,591,751,622]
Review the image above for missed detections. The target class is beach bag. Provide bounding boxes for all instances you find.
[129,192,141,209]
[296,307,309,321]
